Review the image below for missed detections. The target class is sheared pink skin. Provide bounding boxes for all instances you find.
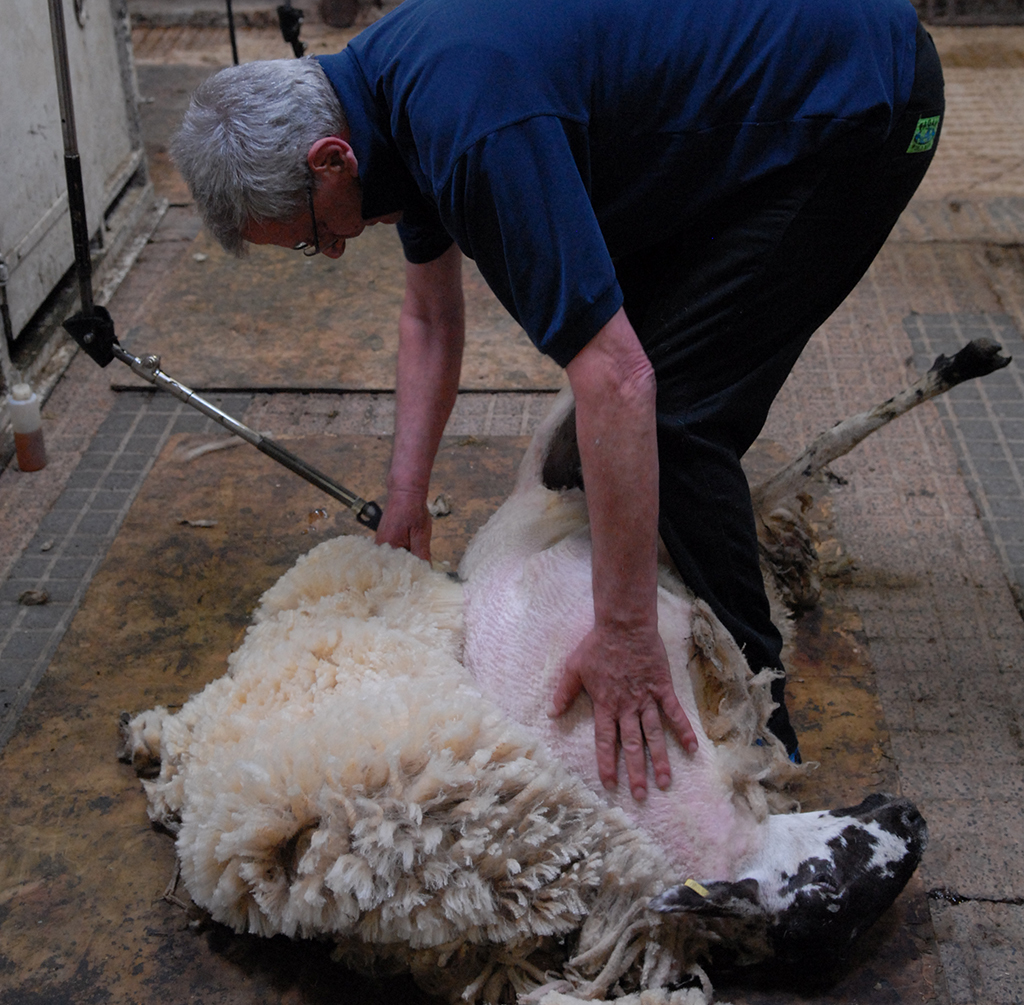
[464,526,767,881]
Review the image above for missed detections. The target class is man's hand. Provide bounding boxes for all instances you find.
[558,306,698,800]
[380,243,465,562]
[551,621,698,801]
[375,486,432,561]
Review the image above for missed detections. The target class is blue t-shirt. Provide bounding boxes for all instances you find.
[317,0,918,366]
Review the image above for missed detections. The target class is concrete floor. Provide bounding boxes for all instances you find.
[2,18,1024,1005]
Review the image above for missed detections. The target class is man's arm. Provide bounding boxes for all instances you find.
[552,307,698,800]
[375,242,465,559]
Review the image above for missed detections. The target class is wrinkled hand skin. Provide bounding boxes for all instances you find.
[375,487,432,562]
[551,619,699,802]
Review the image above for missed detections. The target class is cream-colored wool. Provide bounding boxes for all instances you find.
[127,535,723,1003]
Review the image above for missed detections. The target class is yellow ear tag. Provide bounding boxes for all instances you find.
[684,878,710,898]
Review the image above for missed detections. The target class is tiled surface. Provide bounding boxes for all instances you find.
[931,901,1024,1005]
[903,312,1024,607]
[760,253,1024,1002]
[0,392,252,748]
[914,60,1024,199]
[892,195,1024,243]
[245,388,559,437]
[0,385,553,750]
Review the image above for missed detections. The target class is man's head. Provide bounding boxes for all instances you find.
[171,57,349,255]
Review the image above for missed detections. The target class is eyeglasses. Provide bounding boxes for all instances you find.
[293,176,320,257]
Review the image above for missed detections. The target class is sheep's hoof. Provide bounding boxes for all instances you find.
[117,710,163,777]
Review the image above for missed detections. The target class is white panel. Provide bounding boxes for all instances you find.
[0,0,141,337]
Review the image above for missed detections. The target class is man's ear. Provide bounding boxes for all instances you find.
[307,135,358,177]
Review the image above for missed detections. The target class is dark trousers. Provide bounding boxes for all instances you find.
[616,23,945,756]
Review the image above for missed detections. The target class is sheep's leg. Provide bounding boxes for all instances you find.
[752,338,1011,515]
[161,861,192,912]
[753,339,1010,610]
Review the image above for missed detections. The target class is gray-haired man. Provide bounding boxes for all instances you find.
[173,0,943,802]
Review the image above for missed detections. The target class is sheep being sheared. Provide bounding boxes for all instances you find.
[121,388,926,1005]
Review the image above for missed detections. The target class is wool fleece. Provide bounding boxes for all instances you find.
[122,531,744,1002]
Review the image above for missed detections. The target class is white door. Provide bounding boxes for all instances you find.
[1,0,143,339]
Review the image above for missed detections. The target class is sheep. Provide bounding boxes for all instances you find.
[121,388,926,1004]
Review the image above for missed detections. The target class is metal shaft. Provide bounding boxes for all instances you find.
[225,0,240,65]
[114,346,382,529]
[46,0,94,314]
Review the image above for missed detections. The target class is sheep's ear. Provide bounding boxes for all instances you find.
[649,877,764,919]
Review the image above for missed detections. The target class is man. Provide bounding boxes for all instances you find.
[172,0,943,803]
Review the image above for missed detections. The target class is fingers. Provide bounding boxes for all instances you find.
[622,702,680,799]
[554,629,699,802]
[552,664,622,793]
[640,703,672,792]
[408,520,432,561]
[608,696,699,801]
[619,712,649,801]
[593,700,689,800]
[660,689,699,755]
[593,704,620,793]
[637,691,699,795]
[375,500,432,561]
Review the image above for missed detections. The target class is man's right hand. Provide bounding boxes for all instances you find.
[377,243,465,563]
[375,486,432,560]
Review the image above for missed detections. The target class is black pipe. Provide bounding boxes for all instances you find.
[226,0,240,65]
[63,154,94,314]
[47,0,95,315]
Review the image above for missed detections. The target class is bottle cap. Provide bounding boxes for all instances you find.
[10,383,33,402]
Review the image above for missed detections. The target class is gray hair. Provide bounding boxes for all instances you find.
[171,57,347,255]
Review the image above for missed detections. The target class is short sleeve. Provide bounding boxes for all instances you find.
[396,191,455,264]
[436,116,623,367]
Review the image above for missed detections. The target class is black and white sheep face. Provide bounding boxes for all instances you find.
[650,793,927,965]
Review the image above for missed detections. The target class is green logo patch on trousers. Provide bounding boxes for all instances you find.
[907,115,941,154]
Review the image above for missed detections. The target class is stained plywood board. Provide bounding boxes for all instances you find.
[0,436,936,1003]
[114,226,564,392]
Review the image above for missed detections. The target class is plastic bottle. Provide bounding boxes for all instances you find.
[8,383,47,472]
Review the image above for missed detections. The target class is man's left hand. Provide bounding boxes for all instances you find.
[560,306,698,801]
[551,619,698,801]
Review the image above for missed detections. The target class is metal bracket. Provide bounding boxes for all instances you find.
[62,306,119,367]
